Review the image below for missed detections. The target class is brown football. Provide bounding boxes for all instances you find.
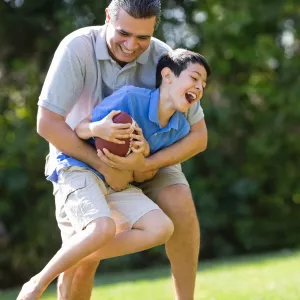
[95,111,135,157]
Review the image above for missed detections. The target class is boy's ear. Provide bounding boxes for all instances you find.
[161,67,173,84]
[105,8,111,23]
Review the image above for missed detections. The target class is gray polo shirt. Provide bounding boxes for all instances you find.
[38,25,204,177]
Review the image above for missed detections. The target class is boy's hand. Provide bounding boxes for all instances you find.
[90,110,133,144]
[130,125,150,157]
[133,169,158,183]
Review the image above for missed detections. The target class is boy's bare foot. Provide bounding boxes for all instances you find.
[16,277,44,300]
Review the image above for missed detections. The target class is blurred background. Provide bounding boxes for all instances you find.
[0,0,299,290]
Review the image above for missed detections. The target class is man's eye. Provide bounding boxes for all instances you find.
[138,36,149,40]
[191,76,197,81]
[119,31,128,36]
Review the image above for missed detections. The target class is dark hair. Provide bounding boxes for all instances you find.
[108,0,161,29]
[156,48,211,88]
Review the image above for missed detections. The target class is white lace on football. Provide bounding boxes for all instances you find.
[126,118,136,156]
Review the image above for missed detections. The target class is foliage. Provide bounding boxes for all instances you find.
[0,0,300,287]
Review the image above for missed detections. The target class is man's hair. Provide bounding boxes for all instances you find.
[108,0,161,29]
[156,49,211,88]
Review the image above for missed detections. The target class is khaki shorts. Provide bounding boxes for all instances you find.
[54,167,160,241]
[134,164,189,202]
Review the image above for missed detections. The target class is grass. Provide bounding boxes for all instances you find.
[1,249,300,300]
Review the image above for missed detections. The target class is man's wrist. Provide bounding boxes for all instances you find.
[142,157,156,172]
[143,144,150,157]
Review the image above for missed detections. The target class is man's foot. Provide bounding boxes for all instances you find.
[16,277,44,300]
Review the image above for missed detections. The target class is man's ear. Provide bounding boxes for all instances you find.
[161,67,173,84]
[105,8,111,24]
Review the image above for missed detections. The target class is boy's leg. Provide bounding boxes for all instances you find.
[64,186,174,300]
[83,186,174,261]
[17,168,115,300]
[137,165,199,300]
[66,167,197,300]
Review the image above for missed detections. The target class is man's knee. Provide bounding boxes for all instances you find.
[156,185,198,226]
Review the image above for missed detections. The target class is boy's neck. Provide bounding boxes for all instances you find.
[158,87,176,128]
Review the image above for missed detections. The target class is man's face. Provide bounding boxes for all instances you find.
[167,63,208,113]
[105,8,156,66]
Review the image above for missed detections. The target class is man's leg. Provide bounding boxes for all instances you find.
[65,260,99,300]
[136,165,199,300]
[157,184,199,300]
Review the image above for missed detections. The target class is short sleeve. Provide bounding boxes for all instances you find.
[185,101,204,126]
[38,42,84,116]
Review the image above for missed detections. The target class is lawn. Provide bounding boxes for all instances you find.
[1,250,300,300]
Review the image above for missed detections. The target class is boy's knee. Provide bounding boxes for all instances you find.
[152,213,174,244]
[86,217,116,243]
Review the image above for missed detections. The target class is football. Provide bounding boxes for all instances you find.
[94,111,136,157]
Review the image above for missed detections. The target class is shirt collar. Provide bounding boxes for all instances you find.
[136,43,151,64]
[95,24,151,64]
[95,25,111,61]
[149,89,179,130]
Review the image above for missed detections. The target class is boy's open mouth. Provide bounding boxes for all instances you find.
[185,92,197,104]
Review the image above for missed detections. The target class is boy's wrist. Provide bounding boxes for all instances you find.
[88,122,95,137]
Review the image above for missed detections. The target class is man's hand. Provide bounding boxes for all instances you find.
[103,167,133,191]
[97,149,145,171]
[133,169,158,183]
[90,110,133,144]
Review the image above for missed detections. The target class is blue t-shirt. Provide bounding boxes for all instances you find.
[48,86,190,182]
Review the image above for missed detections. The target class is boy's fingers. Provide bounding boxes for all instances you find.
[112,123,132,129]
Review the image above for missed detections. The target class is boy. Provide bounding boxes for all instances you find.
[17,48,211,300]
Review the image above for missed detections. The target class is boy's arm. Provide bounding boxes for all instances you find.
[75,115,93,139]
[75,110,133,142]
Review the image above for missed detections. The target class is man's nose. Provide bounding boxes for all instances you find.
[124,37,138,50]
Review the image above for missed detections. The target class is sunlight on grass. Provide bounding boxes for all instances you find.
[2,250,300,300]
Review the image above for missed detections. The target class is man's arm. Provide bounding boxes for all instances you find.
[143,118,207,171]
[37,107,133,190]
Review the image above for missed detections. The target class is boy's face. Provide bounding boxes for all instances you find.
[105,8,156,66]
[166,62,207,113]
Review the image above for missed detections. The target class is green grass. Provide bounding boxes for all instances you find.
[1,250,300,300]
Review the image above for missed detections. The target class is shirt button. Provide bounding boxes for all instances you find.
[154,133,158,136]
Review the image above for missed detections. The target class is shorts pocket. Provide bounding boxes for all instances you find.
[61,177,87,203]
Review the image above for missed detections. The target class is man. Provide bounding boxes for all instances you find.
[37,1,207,299]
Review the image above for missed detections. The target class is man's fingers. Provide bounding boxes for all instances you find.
[103,148,124,163]
[98,149,117,167]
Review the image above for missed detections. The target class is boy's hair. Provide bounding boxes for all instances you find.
[108,0,161,29]
[156,48,211,88]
